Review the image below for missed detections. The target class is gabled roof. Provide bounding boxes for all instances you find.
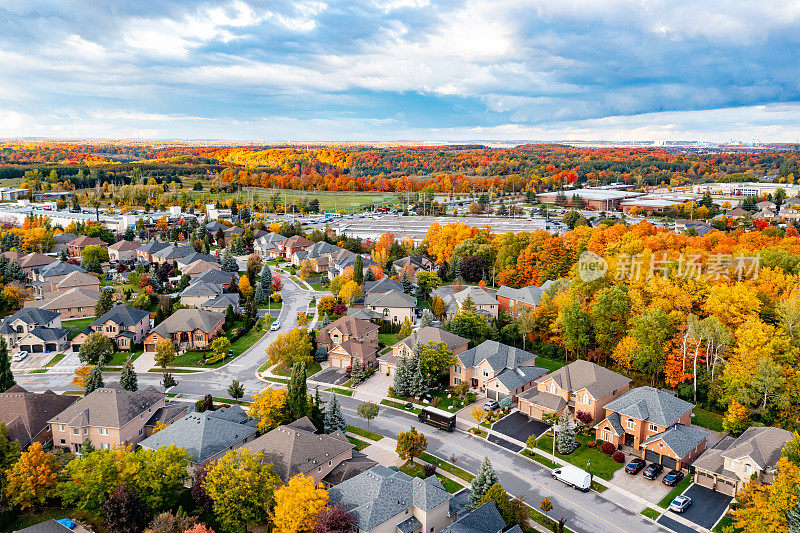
[719,426,792,470]
[603,387,694,427]
[108,240,140,252]
[282,235,313,249]
[68,235,105,247]
[393,255,437,271]
[496,284,545,307]
[55,271,100,289]
[151,308,225,336]
[182,260,223,276]
[2,307,60,326]
[364,290,416,309]
[29,288,99,312]
[256,232,287,245]
[22,326,68,342]
[395,326,468,353]
[329,465,452,531]
[15,519,74,533]
[137,241,170,254]
[362,277,404,294]
[245,417,353,482]
[490,364,548,391]
[19,253,55,269]
[455,340,536,372]
[152,245,195,260]
[443,501,506,533]
[92,304,150,327]
[346,308,383,321]
[331,339,375,361]
[37,260,85,278]
[53,233,78,244]
[518,389,567,412]
[176,252,218,267]
[452,286,498,307]
[641,424,709,459]
[138,405,257,464]
[180,281,224,298]
[191,269,236,285]
[539,360,631,400]
[206,221,227,233]
[202,293,240,310]
[0,386,77,446]
[319,316,379,342]
[50,385,163,428]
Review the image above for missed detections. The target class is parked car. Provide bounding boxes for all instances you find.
[12,351,28,362]
[662,470,685,486]
[484,400,499,411]
[270,322,280,331]
[624,458,646,474]
[669,495,692,513]
[643,463,663,480]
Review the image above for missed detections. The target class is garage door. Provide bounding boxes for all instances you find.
[45,343,57,352]
[487,389,498,400]
[32,345,43,353]
[145,344,155,352]
[696,471,715,489]
[661,456,677,470]
[645,449,660,463]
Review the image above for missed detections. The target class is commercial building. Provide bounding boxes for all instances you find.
[536,188,642,211]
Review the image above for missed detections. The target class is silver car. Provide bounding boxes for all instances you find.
[669,495,692,513]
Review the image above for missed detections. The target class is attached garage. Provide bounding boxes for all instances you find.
[486,389,509,401]
[661,455,677,470]
[645,449,660,464]
[144,343,155,352]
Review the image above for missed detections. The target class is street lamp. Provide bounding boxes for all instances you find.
[586,459,592,479]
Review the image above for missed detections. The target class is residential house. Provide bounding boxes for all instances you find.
[392,255,438,277]
[14,327,69,354]
[328,464,455,533]
[496,280,560,312]
[450,340,547,401]
[33,270,99,297]
[329,252,376,279]
[136,241,170,263]
[517,360,631,423]
[30,261,87,296]
[14,520,76,533]
[443,501,507,533]
[180,281,225,308]
[138,404,258,473]
[694,426,793,496]
[49,384,165,452]
[595,387,708,470]
[244,416,369,485]
[362,277,404,295]
[108,240,140,262]
[52,233,78,254]
[254,233,287,259]
[291,241,340,268]
[175,253,218,271]
[0,308,61,349]
[70,304,150,352]
[181,259,223,277]
[67,235,105,257]
[436,286,499,320]
[380,327,469,378]
[726,207,749,218]
[276,235,313,259]
[363,290,417,324]
[318,316,379,369]
[16,253,55,280]
[26,287,100,318]
[200,293,241,315]
[190,268,237,288]
[151,245,196,266]
[145,308,225,352]
[143,402,194,436]
[0,385,77,447]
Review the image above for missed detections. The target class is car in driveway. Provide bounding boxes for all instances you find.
[643,463,663,480]
[625,458,646,475]
[669,495,692,513]
[12,351,28,362]
[662,470,685,486]
[484,400,499,411]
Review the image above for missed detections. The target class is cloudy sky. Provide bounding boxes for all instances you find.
[1,0,799,142]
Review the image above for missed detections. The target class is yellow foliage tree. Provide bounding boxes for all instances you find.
[704,284,761,330]
[72,364,93,387]
[152,421,169,434]
[722,401,749,435]
[238,275,253,300]
[271,474,329,533]
[5,442,58,510]
[733,456,800,532]
[612,335,639,372]
[338,281,362,306]
[249,387,287,433]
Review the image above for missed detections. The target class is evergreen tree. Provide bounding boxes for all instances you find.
[468,457,500,510]
[261,264,273,291]
[119,359,138,391]
[410,360,427,398]
[161,372,178,392]
[556,412,577,454]
[353,255,364,285]
[420,309,433,328]
[401,272,413,294]
[221,249,238,272]
[254,284,264,303]
[233,235,245,255]
[0,338,14,392]
[85,365,104,395]
[788,486,800,533]
[324,393,347,433]
[95,289,114,317]
[286,361,308,421]
[225,304,236,327]
[5,261,23,282]
[393,356,411,397]
[308,386,325,431]
[364,268,375,282]
[350,359,364,384]
[80,437,95,456]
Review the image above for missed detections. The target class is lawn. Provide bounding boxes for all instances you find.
[61,317,95,339]
[309,282,325,291]
[28,368,48,373]
[534,356,566,372]
[399,461,464,493]
[641,508,661,521]
[273,361,322,377]
[379,333,398,346]
[381,399,421,414]
[535,434,623,480]
[658,475,693,508]
[44,353,68,367]
[330,387,354,396]
[713,515,738,533]
[348,425,384,441]
[469,427,488,438]
[521,449,558,469]
[105,349,142,366]
[347,436,371,451]
[257,301,283,310]
[170,324,266,369]
[692,406,724,432]
[420,452,475,482]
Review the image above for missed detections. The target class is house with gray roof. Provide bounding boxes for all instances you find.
[138,404,258,471]
[176,252,219,269]
[328,465,456,533]
[151,245,196,265]
[451,340,546,401]
[442,500,506,533]
[392,255,438,277]
[496,280,562,311]
[30,261,86,295]
[694,426,793,495]
[380,327,469,378]
[201,292,241,315]
[49,384,165,453]
[596,387,707,470]
[180,281,224,308]
[145,308,225,352]
[70,303,151,352]
[435,286,499,320]
[15,326,70,354]
[190,268,237,288]
[25,287,99,319]
[362,277,404,295]
[0,308,61,349]
[136,241,170,263]
[363,290,417,325]
[518,360,631,423]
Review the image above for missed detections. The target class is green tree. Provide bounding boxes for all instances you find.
[350,358,364,384]
[396,426,427,465]
[468,457,499,510]
[84,364,104,394]
[228,379,245,404]
[396,318,412,343]
[285,361,308,421]
[630,308,672,385]
[161,372,177,393]
[80,437,95,456]
[561,301,592,360]
[478,483,524,527]
[119,359,138,391]
[393,355,412,397]
[79,331,114,365]
[154,340,176,369]
[591,286,630,355]
[0,337,14,392]
[82,244,109,265]
[357,401,379,429]
[556,412,576,454]
[324,393,347,434]
[135,445,190,513]
[448,311,490,342]
[417,341,455,386]
[0,422,21,504]
[353,254,364,285]
[738,358,790,413]
[308,387,325,431]
[95,289,114,318]
[204,449,281,533]
[788,486,800,533]
[783,431,800,467]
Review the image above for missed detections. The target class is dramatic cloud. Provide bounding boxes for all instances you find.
[1,0,798,141]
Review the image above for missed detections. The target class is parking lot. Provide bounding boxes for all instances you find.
[491,412,550,444]
[658,484,732,531]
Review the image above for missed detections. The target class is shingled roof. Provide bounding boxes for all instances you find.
[91,304,150,327]
[36,260,85,278]
[539,360,631,400]
[455,340,536,372]
[443,501,506,533]
[362,277,404,294]
[395,326,468,352]
[364,290,416,309]
[1,307,60,326]
[151,308,225,336]
[55,271,100,290]
[699,426,793,471]
[0,386,77,446]
[49,385,163,429]
[641,423,709,459]
[603,387,694,427]
[319,316,379,344]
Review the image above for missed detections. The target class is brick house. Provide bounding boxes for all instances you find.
[67,235,105,258]
[25,287,99,318]
[595,387,708,470]
[276,235,313,259]
[144,308,225,352]
[0,385,77,447]
[450,340,547,401]
[318,316,379,370]
[496,280,560,312]
[16,253,55,281]
[71,304,151,352]
[517,360,631,423]
[49,385,165,452]
[136,241,170,263]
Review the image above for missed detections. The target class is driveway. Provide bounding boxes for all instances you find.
[487,434,523,452]
[662,484,732,530]
[656,515,697,533]
[609,452,673,505]
[312,367,349,385]
[492,412,550,443]
[355,371,392,401]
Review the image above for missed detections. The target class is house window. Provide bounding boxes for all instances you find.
[648,423,658,432]
[83,428,88,435]
[329,460,332,466]
[383,308,390,316]
[626,419,635,430]
[318,467,322,473]
[59,425,64,432]
[602,430,610,441]
[454,378,461,385]
[72,428,79,435]
[100,443,110,450]
[549,383,555,394]
[139,429,143,436]
[483,370,489,377]
[60,439,65,445]
[100,428,109,436]
[582,393,588,403]
[454,365,461,374]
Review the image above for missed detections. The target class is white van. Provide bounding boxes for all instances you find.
[551,465,591,491]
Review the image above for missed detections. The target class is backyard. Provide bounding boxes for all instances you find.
[399,461,463,493]
[61,317,95,339]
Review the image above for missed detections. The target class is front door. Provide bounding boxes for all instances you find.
[471,378,479,387]
[625,433,635,447]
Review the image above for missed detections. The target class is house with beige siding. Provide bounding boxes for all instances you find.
[380,327,468,378]
[436,286,499,320]
[70,304,151,352]
[108,240,140,262]
[144,308,225,352]
[363,290,416,324]
[0,308,61,349]
[25,287,99,319]
[318,316,379,370]
[517,360,631,423]
[49,385,165,453]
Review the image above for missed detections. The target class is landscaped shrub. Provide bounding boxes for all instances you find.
[600,442,616,455]
[432,396,443,407]
[423,463,436,477]
[587,440,597,448]
[612,451,625,463]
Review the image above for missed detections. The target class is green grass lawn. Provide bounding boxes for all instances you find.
[28,368,48,374]
[348,425,384,441]
[347,436,371,451]
[44,353,67,367]
[381,399,421,414]
[273,361,322,377]
[61,317,95,339]
[400,461,463,493]
[420,452,475,482]
[257,301,283,310]
[534,356,566,372]
[535,434,623,480]
[713,515,738,533]
[169,325,266,369]
[692,406,724,432]
[238,189,399,211]
[309,282,324,291]
[469,427,488,438]
[521,448,559,469]
[331,387,354,396]
[105,349,142,366]
[641,508,661,521]
[658,475,693,508]
[379,333,398,346]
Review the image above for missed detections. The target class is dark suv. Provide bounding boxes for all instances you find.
[662,470,685,486]
[624,458,646,474]
[643,463,663,480]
